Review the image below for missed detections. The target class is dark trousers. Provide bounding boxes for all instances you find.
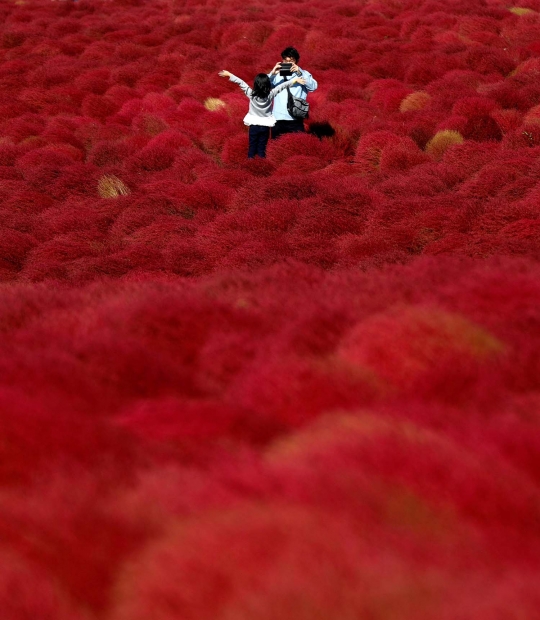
[248,125,270,158]
[271,119,306,140]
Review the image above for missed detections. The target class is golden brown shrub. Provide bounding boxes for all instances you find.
[204,97,227,112]
[508,7,536,16]
[97,174,131,198]
[399,92,431,112]
[425,130,464,159]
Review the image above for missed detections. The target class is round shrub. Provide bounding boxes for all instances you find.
[425,130,464,159]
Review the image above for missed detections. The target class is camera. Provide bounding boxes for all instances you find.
[279,62,293,76]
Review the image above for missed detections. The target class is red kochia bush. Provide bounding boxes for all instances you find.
[462,114,503,142]
[378,135,431,174]
[0,228,36,276]
[0,143,18,166]
[41,119,86,151]
[0,191,55,234]
[274,155,328,175]
[74,69,111,95]
[21,232,105,282]
[452,96,497,118]
[484,81,532,111]
[128,141,177,172]
[146,129,193,152]
[17,145,82,188]
[464,45,516,75]
[82,94,120,120]
[354,130,421,175]
[457,152,538,200]
[89,140,132,167]
[367,79,413,112]
[104,85,141,106]
[0,114,46,142]
[221,133,250,166]
[0,549,85,620]
[490,108,523,132]
[4,0,540,617]
[168,147,220,183]
[266,132,340,165]
[47,162,102,200]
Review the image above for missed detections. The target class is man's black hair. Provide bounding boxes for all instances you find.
[281,46,300,62]
[252,73,271,99]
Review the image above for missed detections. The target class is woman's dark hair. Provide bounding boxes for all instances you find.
[252,73,271,99]
[281,46,300,62]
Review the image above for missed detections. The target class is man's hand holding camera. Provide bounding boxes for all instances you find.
[288,62,299,74]
[271,61,300,76]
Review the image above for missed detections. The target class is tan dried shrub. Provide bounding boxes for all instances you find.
[204,97,227,112]
[509,7,536,16]
[425,130,464,159]
[399,92,431,113]
[98,175,130,198]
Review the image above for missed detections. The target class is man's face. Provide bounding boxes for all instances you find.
[282,56,296,65]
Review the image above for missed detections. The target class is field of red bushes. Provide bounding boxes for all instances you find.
[2,0,540,617]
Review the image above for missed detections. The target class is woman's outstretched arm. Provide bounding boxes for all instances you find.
[269,76,306,99]
[218,70,252,98]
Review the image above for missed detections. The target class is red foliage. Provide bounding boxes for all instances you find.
[462,115,503,142]
[89,140,132,167]
[354,130,420,175]
[379,136,431,174]
[128,142,177,172]
[368,79,413,112]
[17,145,82,189]
[2,0,540,616]
[266,132,340,165]
[81,94,120,120]
[0,113,46,142]
[0,143,18,166]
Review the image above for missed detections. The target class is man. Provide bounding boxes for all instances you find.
[268,46,318,140]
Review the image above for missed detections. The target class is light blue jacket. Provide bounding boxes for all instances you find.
[268,68,318,121]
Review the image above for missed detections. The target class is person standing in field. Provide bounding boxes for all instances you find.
[219,70,306,158]
[268,46,318,139]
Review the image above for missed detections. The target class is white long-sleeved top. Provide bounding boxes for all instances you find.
[228,73,291,127]
[268,68,317,121]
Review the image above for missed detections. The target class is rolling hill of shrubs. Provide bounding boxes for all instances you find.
[2,0,540,617]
